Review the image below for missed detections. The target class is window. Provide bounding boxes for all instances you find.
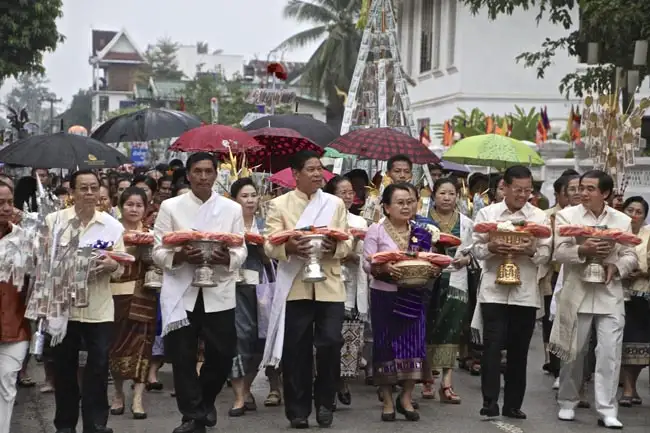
[406,0,415,75]
[447,0,458,67]
[420,0,434,73]
[432,0,443,70]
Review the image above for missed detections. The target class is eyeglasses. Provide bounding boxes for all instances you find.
[75,185,100,193]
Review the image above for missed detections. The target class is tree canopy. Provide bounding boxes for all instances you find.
[460,0,650,102]
[60,89,93,130]
[276,0,362,127]
[139,38,185,82]
[4,74,58,128]
[0,0,64,85]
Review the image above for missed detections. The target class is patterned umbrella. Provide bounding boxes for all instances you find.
[268,167,335,189]
[442,134,545,169]
[327,127,440,164]
[169,124,263,154]
[246,127,323,172]
[243,114,338,147]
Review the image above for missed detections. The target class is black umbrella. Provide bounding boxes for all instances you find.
[91,108,202,144]
[0,133,130,170]
[243,114,338,147]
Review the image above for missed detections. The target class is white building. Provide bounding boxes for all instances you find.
[175,44,245,79]
[398,1,584,138]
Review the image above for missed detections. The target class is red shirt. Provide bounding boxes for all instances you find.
[0,226,30,343]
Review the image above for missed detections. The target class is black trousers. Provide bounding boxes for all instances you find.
[52,321,113,431]
[480,303,536,410]
[282,300,344,421]
[165,291,236,422]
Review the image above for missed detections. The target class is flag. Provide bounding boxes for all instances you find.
[566,105,574,137]
[507,121,513,137]
[535,108,548,145]
[179,96,185,112]
[542,106,551,131]
[571,107,582,146]
[419,125,431,146]
[495,118,508,136]
[442,120,454,146]
[486,116,494,134]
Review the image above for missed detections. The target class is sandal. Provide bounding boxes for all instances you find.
[421,382,436,400]
[439,386,461,404]
[264,390,282,407]
[619,396,633,407]
[631,395,642,405]
[18,376,36,388]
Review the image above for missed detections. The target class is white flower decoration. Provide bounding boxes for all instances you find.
[497,221,516,232]
[424,224,441,243]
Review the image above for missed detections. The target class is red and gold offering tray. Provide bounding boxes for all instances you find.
[268,226,350,245]
[162,230,244,247]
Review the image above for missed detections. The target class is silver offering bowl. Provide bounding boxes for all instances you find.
[189,240,226,288]
[302,234,327,283]
[576,236,616,283]
[137,245,162,290]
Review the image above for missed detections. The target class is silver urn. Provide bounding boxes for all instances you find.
[301,234,327,283]
[138,245,162,290]
[190,240,226,288]
[577,237,615,284]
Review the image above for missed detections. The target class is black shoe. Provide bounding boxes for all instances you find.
[395,395,420,421]
[502,408,527,419]
[316,406,334,427]
[244,397,257,411]
[381,411,396,422]
[109,406,124,416]
[145,381,163,392]
[132,410,147,420]
[337,390,351,406]
[228,406,245,417]
[480,403,500,418]
[82,426,113,433]
[290,418,309,429]
[412,400,419,410]
[204,407,217,427]
[172,420,206,433]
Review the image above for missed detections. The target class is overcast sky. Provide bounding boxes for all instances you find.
[1,0,317,108]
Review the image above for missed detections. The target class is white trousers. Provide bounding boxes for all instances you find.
[557,312,624,418]
[0,341,29,433]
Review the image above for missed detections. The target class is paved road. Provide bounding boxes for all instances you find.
[12,327,650,433]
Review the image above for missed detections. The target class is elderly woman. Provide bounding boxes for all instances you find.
[364,184,442,422]
[324,176,368,406]
[619,196,650,407]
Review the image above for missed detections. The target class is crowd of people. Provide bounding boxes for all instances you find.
[0,150,648,433]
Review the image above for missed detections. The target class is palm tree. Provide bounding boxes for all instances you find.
[275,0,362,128]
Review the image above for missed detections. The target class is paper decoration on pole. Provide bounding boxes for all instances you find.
[210,97,219,124]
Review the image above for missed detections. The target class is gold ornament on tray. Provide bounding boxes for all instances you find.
[489,223,534,285]
[393,259,436,288]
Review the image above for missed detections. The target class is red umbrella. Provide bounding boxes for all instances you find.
[170,124,263,154]
[268,167,335,190]
[246,127,324,172]
[327,127,440,164]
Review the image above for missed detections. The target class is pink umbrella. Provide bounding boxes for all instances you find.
[268,167,335,190]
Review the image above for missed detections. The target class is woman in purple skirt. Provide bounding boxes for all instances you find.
[363,183,442,422]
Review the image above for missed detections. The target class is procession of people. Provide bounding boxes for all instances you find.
[1,142,649,433]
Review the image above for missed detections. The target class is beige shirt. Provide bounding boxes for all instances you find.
[45,207,125,323]
[263,190,352,302]
[473,201,552,308]
[554,204,637,315]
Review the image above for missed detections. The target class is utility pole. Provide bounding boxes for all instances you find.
[42,95,62,133]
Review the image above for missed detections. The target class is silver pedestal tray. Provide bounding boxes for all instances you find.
[577,236,616,283]
[138,245,162,290]
[190,239,226,288]
[302,234,327,283]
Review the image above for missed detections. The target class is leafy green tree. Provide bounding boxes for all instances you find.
[0,0,64,86]
[460,0,650,107]
[139,38,184,82]
[183,74,291,126]
[276,0,362,127]
[60,89,93,130]
[4,74,57,127]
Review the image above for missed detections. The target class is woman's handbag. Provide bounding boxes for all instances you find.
[256,262,277,339]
